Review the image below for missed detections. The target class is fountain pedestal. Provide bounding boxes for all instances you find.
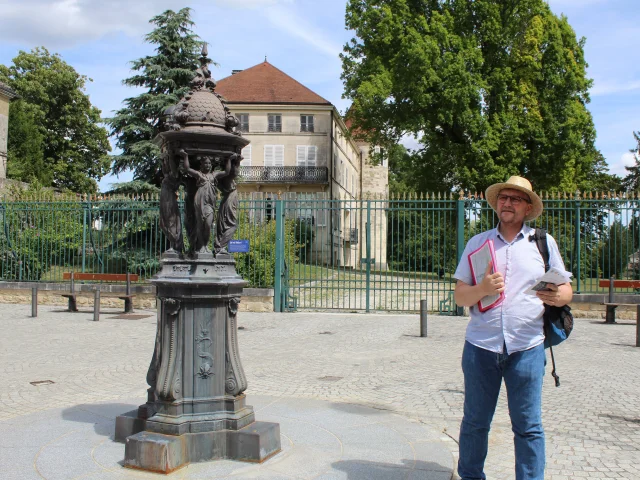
[116,254,280,473]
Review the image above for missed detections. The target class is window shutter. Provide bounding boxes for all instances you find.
[307,146,317,166]
[264,145,274,166]
[274,145,284,166]
[241,145,251,166]
[297,146,306,166]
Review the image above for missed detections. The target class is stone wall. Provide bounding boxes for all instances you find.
[0,177,28,194]
[0,283,274,313]
[361,154,389,270]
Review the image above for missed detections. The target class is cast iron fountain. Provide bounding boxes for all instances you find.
[115,45,281,474]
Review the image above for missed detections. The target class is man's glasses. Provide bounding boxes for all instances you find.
[497,193,531,206]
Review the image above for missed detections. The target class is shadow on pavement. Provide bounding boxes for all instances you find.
[61,402,138,438]
[332,459,451,479]
[330,401,394,415]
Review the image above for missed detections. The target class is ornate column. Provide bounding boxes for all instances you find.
[115,45,280,474]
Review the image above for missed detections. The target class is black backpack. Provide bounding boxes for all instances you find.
[530,228,574,387]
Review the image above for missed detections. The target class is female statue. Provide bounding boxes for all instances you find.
[179,150,224,254]
[214,153,242,255]
[159,151,183,253]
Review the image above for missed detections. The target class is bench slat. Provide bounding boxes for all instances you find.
[62,273,139,282]
[598,280,640,288]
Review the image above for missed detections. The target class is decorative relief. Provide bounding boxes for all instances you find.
[195,322,215,379]
[225,297,247,395]
[165,298,181,316]
[156,298,182,401]
[172,265,190,276]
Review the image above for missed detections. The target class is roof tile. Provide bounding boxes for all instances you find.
[216,61,331,105]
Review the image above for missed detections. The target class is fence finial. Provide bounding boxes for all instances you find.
[459,190,464,200]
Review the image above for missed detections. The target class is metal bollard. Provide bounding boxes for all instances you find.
[609,277,615,304]
[420,299,428,337]
[31,286,38,317]
[93,288,100,322]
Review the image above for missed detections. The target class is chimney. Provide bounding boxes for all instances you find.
[231,69,243,75]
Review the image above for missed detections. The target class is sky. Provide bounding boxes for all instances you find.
[0,0,638,193]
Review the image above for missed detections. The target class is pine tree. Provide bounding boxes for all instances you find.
[105,8,205,184]
[623,132,640,191]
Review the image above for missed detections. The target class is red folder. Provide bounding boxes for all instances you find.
[468,239,504,312]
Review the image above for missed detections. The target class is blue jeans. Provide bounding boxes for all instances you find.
[458,341,546,480]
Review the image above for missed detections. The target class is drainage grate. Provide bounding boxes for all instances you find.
[318,376,343,382]
[30,380,54,386]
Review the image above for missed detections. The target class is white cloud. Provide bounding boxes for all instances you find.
[0,0,184,47]
[591,80,640,96]
[213,0,294,7]
[264,4,343,57]
[400,134,421,151]
[608,151,637,178]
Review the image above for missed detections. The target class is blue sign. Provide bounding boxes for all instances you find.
[228,239,250,253]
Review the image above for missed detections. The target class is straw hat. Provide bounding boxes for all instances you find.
[485,176,543,221]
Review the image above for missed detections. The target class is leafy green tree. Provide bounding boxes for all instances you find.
[0,48,111,193]
[105,180,160,196]
[105,8,205,184]
[5,99,49,185]
[342,0,611,193]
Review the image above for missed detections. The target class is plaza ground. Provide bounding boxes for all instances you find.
[1,304,639,479]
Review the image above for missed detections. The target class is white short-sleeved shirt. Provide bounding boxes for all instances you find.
[454,224,567,354]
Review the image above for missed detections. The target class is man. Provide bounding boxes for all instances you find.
[453,176,573,480]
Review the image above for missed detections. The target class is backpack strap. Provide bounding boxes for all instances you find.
[531,228,550,272]
[530,228,561,387]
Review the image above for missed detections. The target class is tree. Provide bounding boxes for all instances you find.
[0,48,111,193]
[342,0,612,193]
[105,8,204,184]
[623,132,640,191]
[5,99,49,185]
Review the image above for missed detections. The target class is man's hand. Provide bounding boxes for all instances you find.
[480,262,505,296]
[537,283,567,307]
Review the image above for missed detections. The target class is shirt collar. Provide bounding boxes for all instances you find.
[495,223,533,244]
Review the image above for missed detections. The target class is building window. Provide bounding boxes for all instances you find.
[268,114,282,132]
[236,113,249,132]
[296,146,317,167]
[300,115,314,132]
[264,145,284,166]
[240,145,251,166]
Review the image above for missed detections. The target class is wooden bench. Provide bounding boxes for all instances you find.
[61,273,138,313]
[599,278,640,325]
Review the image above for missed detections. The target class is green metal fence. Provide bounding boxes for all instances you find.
[2,191,640,312]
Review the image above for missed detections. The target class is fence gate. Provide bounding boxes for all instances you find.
[273,195,460,313]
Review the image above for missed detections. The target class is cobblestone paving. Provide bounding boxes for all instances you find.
[1,304,639,479]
